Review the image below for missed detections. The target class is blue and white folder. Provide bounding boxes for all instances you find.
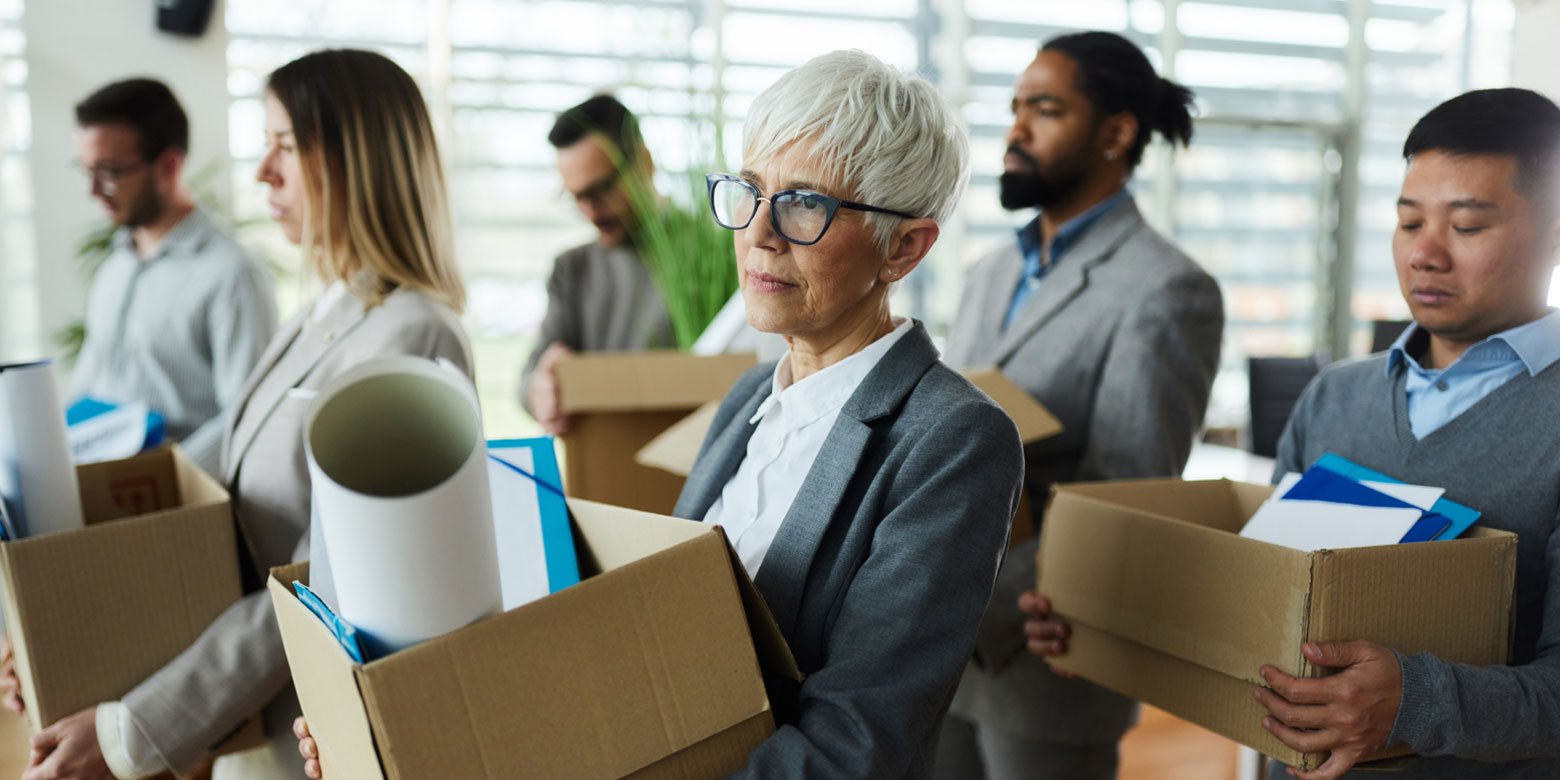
[1313,453,1480,541]
[1239,454,1480,551]
[487,437,580,607]
[307,437,581,661]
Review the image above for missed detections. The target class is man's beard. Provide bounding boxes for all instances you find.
[999,145,1089,211]
[117,184,165,228]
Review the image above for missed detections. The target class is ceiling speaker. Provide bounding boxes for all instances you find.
[156,0,215,37]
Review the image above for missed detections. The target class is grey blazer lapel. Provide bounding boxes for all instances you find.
[221,317,302,483]
[991,200,1145,366]
[753,322,940,639]
[974,244,1024,364]
[224,296,370,482]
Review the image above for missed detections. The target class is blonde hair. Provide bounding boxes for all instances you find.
[267,49,465,312]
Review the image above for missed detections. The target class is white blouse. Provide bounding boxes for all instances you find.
[703,318,914,578]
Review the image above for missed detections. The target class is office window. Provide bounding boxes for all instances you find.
[224,0,1514,437]
[0,0,35,361]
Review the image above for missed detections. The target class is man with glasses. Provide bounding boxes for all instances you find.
[520,95,676,434]
[69,78,276,475]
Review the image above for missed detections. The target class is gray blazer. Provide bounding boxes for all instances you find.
[676,321,1025,778]
[944,198,1224,744]
[120,287,473,774]
[518,240,674,414]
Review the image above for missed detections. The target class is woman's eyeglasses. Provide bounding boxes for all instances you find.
[705,173,916,246]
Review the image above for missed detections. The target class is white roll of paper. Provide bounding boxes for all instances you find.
[0,361,84,538]
[306,357,500,657]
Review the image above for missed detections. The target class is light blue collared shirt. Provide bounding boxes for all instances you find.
[1004,189,1132,330]
[1387,309,1560,439]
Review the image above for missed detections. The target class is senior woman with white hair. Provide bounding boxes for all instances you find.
[294,49,1023,778]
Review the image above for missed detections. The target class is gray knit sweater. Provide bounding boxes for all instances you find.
[1267,353,1560,778]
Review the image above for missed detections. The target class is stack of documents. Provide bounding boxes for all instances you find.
[1239,454,1481,551]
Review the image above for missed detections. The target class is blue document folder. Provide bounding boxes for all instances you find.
[1313,453,1480,540]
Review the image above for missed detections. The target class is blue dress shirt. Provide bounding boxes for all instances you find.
[1004,189,1132,330]
[1387,309,1560,439]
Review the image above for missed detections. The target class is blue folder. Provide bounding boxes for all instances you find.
[1313,453,1480,541]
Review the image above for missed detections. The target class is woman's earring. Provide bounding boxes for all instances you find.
[1105,150,1119,161]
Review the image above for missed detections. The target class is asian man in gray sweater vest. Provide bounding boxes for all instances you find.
[1253,89,1560,779]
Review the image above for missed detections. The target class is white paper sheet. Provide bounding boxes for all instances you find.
[487,447,552,610]
[67,401,151,464]
[1239,498,1424,551]
[1360,480,1444,512]
[0,361,84,537]
[306,357,501,656]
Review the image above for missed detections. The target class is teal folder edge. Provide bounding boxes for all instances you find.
[293,580,368,663]
[1313,453,1480,540]
[488,437,581,593]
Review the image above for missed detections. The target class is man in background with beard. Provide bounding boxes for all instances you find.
[937,32,1225,780]
[69,78,276,476]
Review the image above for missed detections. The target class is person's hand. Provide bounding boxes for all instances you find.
[1018,591,1076,678]
[528,343,575,436]
[1254,641,1402,780]
[294,716,323,779]
[23,706,112,780]
[1,638,26,714]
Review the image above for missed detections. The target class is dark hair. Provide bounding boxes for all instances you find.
[1403,88,1560,208]
[1041,31,1194,168]
[74,78,189,161]
[548,94,644,161]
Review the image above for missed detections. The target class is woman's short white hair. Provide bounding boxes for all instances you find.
[743,49,971,251]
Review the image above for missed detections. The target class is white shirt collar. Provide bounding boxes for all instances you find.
[750,318,914,428]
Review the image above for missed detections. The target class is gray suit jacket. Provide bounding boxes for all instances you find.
[944,198,1225,744]
[675,322,1025,779]
[121,287,473,774]
[518,240,674,414]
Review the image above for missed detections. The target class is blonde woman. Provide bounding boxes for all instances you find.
[19,49,472,780]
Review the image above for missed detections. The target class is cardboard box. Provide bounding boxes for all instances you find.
[271,497,800,780]
[634,367,1062,542]
[557,351,757,515]
[1037,478,1518,771]
[0,446,261,752]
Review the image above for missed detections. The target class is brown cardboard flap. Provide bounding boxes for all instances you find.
[557,352,756,414]
[1042,483,1314,682]
[0,447,242,730]
[634,401,722,479]
[568,498,710,571]
[570,500,801,684]
[354,530,769,779]
[268,564,387,780]
[961,369,1063,445]
[633,367,1066,481]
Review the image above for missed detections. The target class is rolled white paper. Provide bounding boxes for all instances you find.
[306,357,501,657]
[0,361,84,537]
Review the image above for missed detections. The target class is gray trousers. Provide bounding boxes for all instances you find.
[933,714,1120,780]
